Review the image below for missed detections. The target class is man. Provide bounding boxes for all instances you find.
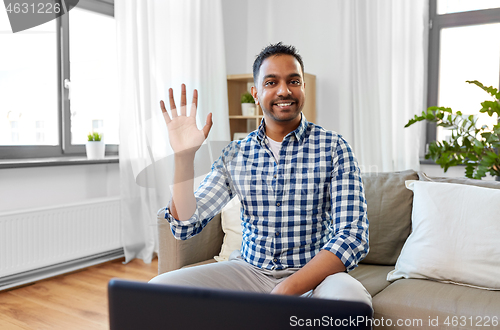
[150,43,371,307]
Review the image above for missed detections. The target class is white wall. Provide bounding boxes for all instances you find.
[0,163,120,214]
[221,0,249,75]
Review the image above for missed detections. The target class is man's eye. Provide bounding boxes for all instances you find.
[291,80,301,85]
[265,81,275,86]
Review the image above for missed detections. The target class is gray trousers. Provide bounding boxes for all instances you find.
[149,251,372,308]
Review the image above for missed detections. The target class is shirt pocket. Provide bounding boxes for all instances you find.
[233,166,274,201]
[291,166,331,213]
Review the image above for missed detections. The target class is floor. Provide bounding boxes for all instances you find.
[0,257,159,330]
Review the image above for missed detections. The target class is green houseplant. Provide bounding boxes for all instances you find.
[87,132,102,142]
[241,91,254,104]
[241,91,256,116]
[86,132,105,160]
[405,80,500,180]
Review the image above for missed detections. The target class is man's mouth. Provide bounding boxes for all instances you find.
[273,101,295,109]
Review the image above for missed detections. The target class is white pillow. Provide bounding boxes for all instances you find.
[214,195,243,262]
[387,180,500,290]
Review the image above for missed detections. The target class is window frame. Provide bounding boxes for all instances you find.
[0,0,117,160]
[426,0,500,146]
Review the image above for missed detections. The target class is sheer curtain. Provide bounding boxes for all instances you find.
[338,0,428,173]
[115,0,230,263]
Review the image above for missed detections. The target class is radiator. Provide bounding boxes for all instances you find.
[0,197,122,279]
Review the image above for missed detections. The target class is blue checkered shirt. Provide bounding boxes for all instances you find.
[165,115,369,271]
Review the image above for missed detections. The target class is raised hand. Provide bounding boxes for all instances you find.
[160,84,213,155]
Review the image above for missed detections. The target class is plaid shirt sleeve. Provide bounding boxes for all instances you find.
[321,136,369,271]
[164,148,234,240]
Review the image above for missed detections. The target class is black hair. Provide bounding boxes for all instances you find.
[252,42,304,84]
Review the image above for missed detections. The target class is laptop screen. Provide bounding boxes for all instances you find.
[108,278,373,330]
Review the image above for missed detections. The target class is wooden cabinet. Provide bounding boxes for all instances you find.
[227,73,316,140]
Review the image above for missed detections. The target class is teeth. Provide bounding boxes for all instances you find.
[276,102,292,106]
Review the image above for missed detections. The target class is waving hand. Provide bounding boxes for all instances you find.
[160,84,213,155]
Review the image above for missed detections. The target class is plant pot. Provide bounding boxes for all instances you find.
[241,103,256,116]
[85,141,105,160]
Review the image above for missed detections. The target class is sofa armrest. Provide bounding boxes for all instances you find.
[157,208,224,274]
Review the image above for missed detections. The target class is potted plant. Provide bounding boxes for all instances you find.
[405,80,500,180]
[86,132,105,160]
[241,92,256,116]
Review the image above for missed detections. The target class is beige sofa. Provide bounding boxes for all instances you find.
[157,170,500,329]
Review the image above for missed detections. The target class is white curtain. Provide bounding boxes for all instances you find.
[115,0,230,263]
[338,0,428,173]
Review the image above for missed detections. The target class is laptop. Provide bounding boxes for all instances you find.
[108,278,373,330]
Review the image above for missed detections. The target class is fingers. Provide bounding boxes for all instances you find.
[180,84,187,116]
[160,100,171,124]
[190,89,198,118]
[180,84,187,107]
[167,84,196,117]
[160,100,167,113]
[202,112,213,138]
[192,89,198,108]
[168,88,177,118]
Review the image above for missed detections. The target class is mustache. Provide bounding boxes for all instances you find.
[271,97,297,104]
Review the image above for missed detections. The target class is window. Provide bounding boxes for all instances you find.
[66,5,119,147]
[427,0,500,145]
[0,0,117,159]
[10,121,19,143]
[0,15,58,149]
[35,121,45,143]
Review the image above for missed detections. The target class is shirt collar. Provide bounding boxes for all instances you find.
[256,113,308,143]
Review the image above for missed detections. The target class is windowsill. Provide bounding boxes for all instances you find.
[419,158,436,165]
[0,155,119,169]
[419,158,465,166]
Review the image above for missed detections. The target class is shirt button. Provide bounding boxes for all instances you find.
[276,202,280,206]
[274,174,277,178]
[275,232,280,236]
[273,258,278,262]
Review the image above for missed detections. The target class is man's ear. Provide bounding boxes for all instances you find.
[251,86,259,105]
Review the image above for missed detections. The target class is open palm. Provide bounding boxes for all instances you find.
[160,84,213,155]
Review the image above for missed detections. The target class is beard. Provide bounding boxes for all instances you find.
[261,96,303,122]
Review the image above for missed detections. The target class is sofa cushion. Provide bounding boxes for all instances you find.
[360,170,418,265]
[388,181,500,290]
[214,195,242,262]
[373,279,500,328]
[349,264,395,297]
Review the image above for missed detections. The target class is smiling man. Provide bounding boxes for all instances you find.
[150,43,371,308]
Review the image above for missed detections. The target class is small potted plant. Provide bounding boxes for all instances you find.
[86,132,105,160]
[241,92,256,116]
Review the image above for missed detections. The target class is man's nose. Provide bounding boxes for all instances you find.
[277,81,291,97]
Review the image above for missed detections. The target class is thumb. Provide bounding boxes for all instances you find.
[202,113,213,138]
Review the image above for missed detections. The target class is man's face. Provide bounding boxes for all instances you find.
[251,55,305,124]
